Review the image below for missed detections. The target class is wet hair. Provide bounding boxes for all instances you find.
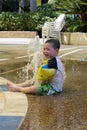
[45,39,60,49]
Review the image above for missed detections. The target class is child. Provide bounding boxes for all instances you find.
[7,39,65,95]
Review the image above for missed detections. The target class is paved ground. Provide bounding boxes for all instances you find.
[0,42,87,63]
[0,38,87,130]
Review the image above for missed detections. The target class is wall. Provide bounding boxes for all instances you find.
[0,31,37,38]
[61,32,87,45]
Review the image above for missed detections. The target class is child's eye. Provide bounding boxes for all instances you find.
[47,48,50,51]
[43,47,50,51]
[43,48,46,51]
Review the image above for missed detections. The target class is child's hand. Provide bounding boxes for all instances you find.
[41,80,49,85]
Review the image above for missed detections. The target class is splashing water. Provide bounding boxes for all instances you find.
[18,36,44,82]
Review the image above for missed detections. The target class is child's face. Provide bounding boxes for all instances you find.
[43,43,58,59]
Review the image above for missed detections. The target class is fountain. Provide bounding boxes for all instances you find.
[17,35,44,84]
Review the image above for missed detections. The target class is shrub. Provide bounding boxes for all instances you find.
[0,4,59,37]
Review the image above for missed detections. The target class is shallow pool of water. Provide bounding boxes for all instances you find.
[17,60,87,130]
[0,60,87,129]
[0,61,29,83]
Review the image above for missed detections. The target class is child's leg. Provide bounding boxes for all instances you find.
[16,79,34,87]
[7,82,39,94]
[7,79,33,88]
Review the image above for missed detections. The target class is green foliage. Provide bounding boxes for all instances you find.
[0,12,38,31]
[47,0,87,32]
[0,11,57,36]
[37,4,59,18]
[0,12,21,30]
[0,0,86,34]
[65,15,86,32]
[57,0,87,32]
[0,4,59,36]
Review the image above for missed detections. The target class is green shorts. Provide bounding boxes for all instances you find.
[38,84,58,95]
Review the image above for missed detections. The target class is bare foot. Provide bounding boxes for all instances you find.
[7,81,21,92]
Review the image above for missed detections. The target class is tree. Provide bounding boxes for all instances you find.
[2,0,19,12]
[30,0,37,11]
[55,0,87,32]
[19,0,29,13]
[0,0,3,12]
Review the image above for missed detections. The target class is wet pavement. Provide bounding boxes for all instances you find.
[18,60,87,130]
[0,40,87,130]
